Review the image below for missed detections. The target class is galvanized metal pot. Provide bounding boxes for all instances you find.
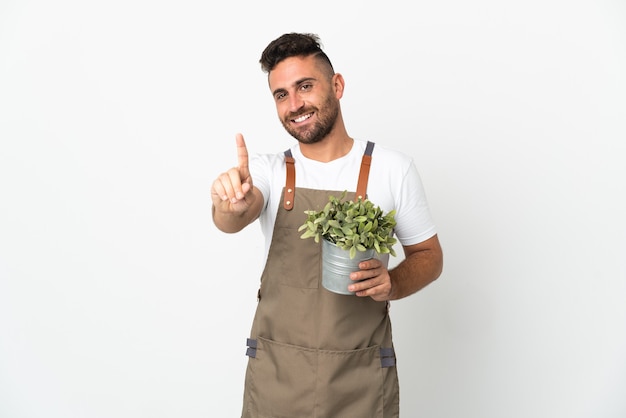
[321,239,375,295]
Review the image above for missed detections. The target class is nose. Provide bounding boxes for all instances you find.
[287,92,305,113]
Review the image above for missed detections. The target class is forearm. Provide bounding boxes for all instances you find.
[212,205,256,233]
[387,236,443,300]
[211,188,263,233]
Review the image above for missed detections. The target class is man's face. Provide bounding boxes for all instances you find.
[268,55,340,144]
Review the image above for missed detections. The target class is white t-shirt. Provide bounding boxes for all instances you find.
[249,138,437,261]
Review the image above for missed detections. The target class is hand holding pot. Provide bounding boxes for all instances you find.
[348,258,393,301]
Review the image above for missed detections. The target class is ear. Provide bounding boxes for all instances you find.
[332,73,345,99]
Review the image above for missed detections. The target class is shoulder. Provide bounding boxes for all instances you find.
[369,140,411,160]
[357,139,415,172]
[249,149,289,172]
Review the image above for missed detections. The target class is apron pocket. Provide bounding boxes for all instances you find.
[245,339,397,418]
[246,337,317,417]
[316,345,386,418]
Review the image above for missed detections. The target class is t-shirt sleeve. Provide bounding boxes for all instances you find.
[393,160,437,246]
[248,153,271,211]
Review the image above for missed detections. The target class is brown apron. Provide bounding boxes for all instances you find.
[242,142,400,418]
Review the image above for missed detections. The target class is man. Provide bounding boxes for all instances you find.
[211,33,443,418]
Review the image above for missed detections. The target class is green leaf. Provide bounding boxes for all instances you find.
[332,227,344,237]
[328,220,341,229]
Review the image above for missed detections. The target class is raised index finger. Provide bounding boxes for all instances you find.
[235,133,249,172]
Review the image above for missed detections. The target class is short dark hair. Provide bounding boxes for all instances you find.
[259,32,334,75]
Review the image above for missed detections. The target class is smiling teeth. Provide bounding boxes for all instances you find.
[294,113,312,123]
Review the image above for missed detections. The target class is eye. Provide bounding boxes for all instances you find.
[299,83,313,92]
[274,91,287,101]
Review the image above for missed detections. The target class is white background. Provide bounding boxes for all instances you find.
[1,1,625,417]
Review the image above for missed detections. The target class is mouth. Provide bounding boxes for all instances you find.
[291,112,313,124]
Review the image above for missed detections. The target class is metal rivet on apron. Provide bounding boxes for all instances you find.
[287,188,293,193]
[286,200,291,205]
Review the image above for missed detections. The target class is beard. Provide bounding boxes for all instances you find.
[281,94,339,145]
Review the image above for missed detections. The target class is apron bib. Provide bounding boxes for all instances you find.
[242,143,400,418]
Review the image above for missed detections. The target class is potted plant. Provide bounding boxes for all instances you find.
[298,191,397,294]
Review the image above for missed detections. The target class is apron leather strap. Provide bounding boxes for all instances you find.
[355,141,375,201]
[283,149,296,211]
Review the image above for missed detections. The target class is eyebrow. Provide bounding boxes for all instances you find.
[271,77,317,97]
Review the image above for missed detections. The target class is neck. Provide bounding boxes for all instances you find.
[299,135,353,162]
[299,115,353,162]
